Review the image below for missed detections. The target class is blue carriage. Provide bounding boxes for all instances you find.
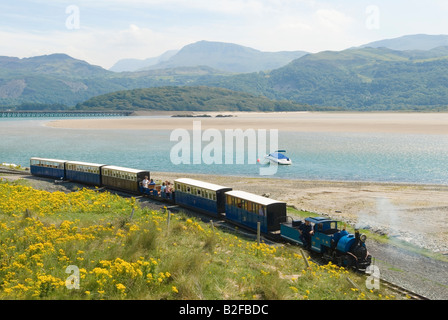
[65,161,105,186]
[30,157,67,180]
[174,178,232,217]
[224,190,287,234]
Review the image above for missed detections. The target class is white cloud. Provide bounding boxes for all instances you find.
[0,25,188,69]
[314,9,354,31]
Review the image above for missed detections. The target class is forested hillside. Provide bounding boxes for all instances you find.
[75,86,336,112]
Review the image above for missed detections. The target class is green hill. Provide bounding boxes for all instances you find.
[142,40,308,73]
[201,46,448,110]
[75,86,330,112]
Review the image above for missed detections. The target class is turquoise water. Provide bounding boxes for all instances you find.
[2,117,448,185]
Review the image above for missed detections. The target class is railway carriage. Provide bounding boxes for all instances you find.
[65,161,105,186]
[30,157,67,180]
[174,178,232,217]
[224,190,287,234]
[101,165,149,193]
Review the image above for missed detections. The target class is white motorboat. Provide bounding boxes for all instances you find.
[264,150,292,165]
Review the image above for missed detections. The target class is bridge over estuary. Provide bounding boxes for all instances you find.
[0,111,133,118]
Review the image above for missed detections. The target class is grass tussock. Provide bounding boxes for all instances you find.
[0,179,398,300]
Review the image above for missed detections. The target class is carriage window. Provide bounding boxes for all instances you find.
[259,206,266,216]
[236,198,242,208]
[247,201,253,212]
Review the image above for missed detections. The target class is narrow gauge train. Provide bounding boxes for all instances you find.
[29,157,371,270]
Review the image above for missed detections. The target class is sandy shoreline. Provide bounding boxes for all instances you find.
[46,112,448,134]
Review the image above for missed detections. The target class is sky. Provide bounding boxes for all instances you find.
[1,0,448,69]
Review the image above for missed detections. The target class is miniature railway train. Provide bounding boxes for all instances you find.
[30,157,372,270]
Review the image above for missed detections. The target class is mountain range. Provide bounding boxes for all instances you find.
[2,34,448,111]
[109,40,308,73]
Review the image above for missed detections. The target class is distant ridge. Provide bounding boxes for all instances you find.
[138,40,309,73]
[361,34,448,51]
[109,50,179,72]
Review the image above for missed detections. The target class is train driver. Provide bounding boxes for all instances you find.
[299,220,313,249]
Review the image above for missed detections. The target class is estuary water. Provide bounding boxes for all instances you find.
[1,117,448,185]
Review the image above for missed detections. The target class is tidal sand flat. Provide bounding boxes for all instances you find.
[47,112,448,134]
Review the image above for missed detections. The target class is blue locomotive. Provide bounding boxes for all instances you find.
[281,217,371,270]
[29,157,371,270]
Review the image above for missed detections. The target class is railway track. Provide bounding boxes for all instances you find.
[380,278,429,300]
[0,167,29,175]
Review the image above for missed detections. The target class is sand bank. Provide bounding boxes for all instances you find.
[46,112,448,134]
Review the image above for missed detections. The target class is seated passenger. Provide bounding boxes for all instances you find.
[142,176,150,189]
[149,179,155,186]
[161,182,166,194]
[166,182,171,192]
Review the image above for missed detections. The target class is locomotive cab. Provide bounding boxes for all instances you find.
[281,216,372,270]
[281,217,339,250]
